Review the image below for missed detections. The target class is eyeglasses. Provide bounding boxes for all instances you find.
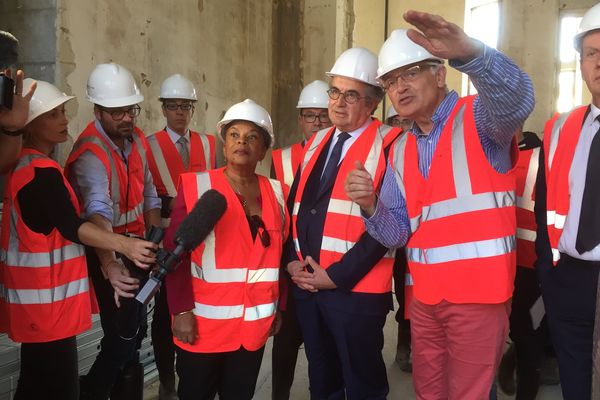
[326,87,368,104]
[301,112,330,123]
[381,63,439,91]
[250,215,271,248]
[163,102,194,111]
[100,105,141,121]
[582,48,600,63]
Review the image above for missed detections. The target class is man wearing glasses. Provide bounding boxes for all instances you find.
[270,79,331,400]
[66,63,161,400]
[345,12,534,399]
[270,80,331,188]
[285,48,401,399]
[146,74,215,400]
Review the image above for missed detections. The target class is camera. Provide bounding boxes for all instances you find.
[0,73,14,110]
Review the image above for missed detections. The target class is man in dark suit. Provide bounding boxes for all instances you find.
[536,4,600,399]
[284,47,400,400]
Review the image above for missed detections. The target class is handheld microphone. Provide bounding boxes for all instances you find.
[135,189,228,305]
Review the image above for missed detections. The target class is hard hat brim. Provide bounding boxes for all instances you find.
[88,93,144,108]
[26,95,75,125]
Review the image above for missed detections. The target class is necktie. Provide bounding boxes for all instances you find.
[177,136,190,169]
[318,132,350,196]
[575,118,600,254]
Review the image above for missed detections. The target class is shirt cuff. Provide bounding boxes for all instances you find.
[449,41,493,76]
[84,200,113,222]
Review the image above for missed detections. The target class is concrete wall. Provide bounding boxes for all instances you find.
[0,0,57,83]
[55,0,274,156]
[501,0,597,132]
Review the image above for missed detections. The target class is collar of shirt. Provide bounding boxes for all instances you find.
[166,126,190,144]
[409,90,459,140]
[328,117,372,162]
[94,119,132,159]
[583,103,600,133]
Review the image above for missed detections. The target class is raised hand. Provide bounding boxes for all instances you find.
[404,10,483,62]
[0,69,37,132]
[345,160,377,216]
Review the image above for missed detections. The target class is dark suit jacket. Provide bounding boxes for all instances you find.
[283,129,393,316]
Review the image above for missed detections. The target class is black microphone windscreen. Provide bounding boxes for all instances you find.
[0,31,19,70]
[175,189,227,251]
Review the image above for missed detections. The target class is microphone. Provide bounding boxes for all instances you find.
[135,189,228,305]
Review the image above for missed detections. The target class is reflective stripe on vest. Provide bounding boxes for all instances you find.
[391,96,516,304]
[66,122,147,235]
[517,147,539,212]
[515,146,540,268]
[406,235,515,264]
[175,168,287,353]
[292,120,399,294]
[0,243,85,268]
[272,143,303,188]
[0,277,88,304]
[543,106,588,264]
[148,130,215,198]
[0,150,91,342]
[192,301,277,321]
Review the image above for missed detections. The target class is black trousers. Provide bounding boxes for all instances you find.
[13,336,79,400]
[393,250,411,344]
[151,283,176,386]
[80,250,147,400]
[509,266,545,400]
[538,253,600,400]
[175,346,265,400]
[272,281,304,400]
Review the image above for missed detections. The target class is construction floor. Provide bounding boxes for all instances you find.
[143,309,564,400]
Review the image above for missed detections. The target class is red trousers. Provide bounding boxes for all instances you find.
[410,298,510,400]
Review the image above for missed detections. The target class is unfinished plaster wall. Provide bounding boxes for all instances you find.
[271,0,304,148]
[55,0,274,162]
[501,0,597,132]
[0,0,57,83]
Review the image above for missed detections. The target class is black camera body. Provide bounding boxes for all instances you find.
[0,73,14,110]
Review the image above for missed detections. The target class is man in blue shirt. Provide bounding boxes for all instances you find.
[345,10,534,399]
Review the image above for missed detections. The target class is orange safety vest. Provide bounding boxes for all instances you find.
[174,168,288,353]
[147,129,216,198]
[271,142,303,188]
[543,106,588,265]
[65,121,149,236]
[515,146,540,269]
[391,96,517,305]
[0,149,91,343]
[292,119,401,294]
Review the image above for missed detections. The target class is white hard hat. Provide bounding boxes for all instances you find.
[86,63,144,107]
[25,79,74,125]
[216,99,274,148]
[296,80,329,108]
[575,3,600,51]
[377,29,443,80]
[326,47,380,86]
[386,105,398,120]
[160,74,197,101]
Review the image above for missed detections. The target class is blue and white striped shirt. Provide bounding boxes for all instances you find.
[364,44,535,249]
